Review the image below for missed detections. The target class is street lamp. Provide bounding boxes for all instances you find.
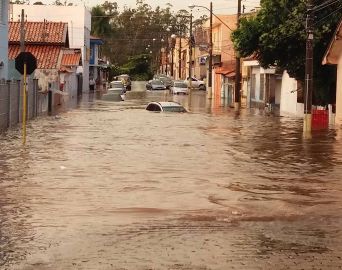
[189,2,213,98]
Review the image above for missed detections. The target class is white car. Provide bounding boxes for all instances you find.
[185,77,206,90]
[171,80,189,95]
[145,102,187,112]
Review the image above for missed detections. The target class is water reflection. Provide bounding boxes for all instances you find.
[1,89,342,269]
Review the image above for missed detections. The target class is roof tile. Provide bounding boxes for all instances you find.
[9,21,67,45]
[9,45,61,69]
[61,49,81,66]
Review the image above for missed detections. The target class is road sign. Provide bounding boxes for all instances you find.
[15,52,37,75]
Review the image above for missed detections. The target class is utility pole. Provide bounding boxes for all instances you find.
[20,9,27,144]
[178,37,182,79]
[189,13,193,89]
[208,1,213,98]
[20,9,25,53]
[171,46,174,77]
[304,0,314,133]
[234,0,242,110]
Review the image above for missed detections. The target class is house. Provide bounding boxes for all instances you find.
[203,14,237,107]
[241,56,304,116]
[0,0,9,80]
[323,19,342,125]
[242,58,281,110]
[90,36,108,92]
[8,21,81,104]
[10,4,91,92]
[193,26,210,80]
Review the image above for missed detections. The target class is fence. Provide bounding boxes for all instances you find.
[0,79,48,132]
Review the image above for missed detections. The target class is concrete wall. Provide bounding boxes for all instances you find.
[279,71,303,116]
[0,0,9,80]
[11,4,91,92]
[0,80,47,132]
[336,54,342,124]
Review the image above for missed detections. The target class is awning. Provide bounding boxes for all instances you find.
[215,66,235,76]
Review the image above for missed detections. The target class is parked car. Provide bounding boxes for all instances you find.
[146,80,167,90]
[185,77,206,90]
[171,80,189,95]
[103,81,126,101]
[154,75,173,89]
[146,101,187,112]
[116,74,132,90]
[108,80,126,93]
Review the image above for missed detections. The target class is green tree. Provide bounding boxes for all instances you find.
[91,0,190,77]
[232,0,341,104]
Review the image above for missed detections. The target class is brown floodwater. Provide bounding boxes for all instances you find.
[1,86,342,269]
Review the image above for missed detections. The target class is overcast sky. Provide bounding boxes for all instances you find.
[37,0,261,15]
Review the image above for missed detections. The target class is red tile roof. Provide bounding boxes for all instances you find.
[9,21,68,45]
[61,49,81,66]
[9,45,61,69]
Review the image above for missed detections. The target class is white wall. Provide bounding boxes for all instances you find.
[280,71,303,116]
[336,54,342,124]
[11,4,91,92]
[251,66,260,101]
[275,76,282,105]
[0,0,8,80]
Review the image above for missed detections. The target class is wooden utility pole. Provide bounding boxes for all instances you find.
[20,9,27,144]
[178,37,182,79]
[20,9,25,52]
[304,0,314,133]
[234,0,242,110]
[189,13,193,88]
[208,1,213,98]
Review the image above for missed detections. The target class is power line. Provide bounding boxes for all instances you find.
[314,5,342,25]
[313,0,341,12]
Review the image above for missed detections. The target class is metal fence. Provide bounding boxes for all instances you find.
[0,79,48,132]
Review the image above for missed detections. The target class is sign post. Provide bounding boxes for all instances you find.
[15,52,37,144]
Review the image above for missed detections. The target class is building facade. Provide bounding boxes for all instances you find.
[323,19,342,125]
[0,0,8,80]
[10,4,91,92]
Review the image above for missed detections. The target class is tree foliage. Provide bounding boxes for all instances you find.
[91,0,197,78]
[232,0,341,104]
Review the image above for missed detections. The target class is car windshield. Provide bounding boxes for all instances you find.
[110,82,124,88]
[174,83,188,88]
[151,80,164,85]
[162,106,187,112]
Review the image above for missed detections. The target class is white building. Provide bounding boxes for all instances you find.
[10,4,91,92]
[0,0,9,80]
[323,19,342,125]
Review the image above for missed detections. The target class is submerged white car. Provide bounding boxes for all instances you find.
[145,102,187,112]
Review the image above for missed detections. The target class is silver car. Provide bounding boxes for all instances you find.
[171,81,189,95]
[146,80,167,90]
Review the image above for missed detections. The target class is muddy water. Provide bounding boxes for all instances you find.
[1,88,342,269]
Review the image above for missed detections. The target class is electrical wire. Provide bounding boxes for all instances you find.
[313,0,341,12]
[314,5,342,25]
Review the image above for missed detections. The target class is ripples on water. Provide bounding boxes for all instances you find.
[1,91,342,269]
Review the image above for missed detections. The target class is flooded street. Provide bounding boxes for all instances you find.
[1,82,342,269]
